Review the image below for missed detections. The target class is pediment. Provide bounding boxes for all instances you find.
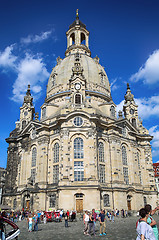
[20,120,48,136]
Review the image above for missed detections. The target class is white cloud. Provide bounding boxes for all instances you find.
[110,77,121,91]
[130,49,159,85]
[149,125,159,158]
[0,45,17,68]
[0,44,50,103]
[11,53,49,103]
[117,96,159,120]
[116,100,124,115]
[135,96,159,119]
[21,30,53,44]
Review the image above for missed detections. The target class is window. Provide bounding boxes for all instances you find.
[74,137,84,159]
[32,147,37,167]
[137,152,140,169]
[53,165,59,183]
[132,118,136,128]
[54,143,59,163]
[13,198,17,209]
[70,33,75,45]
[42,107,46,118]
[51,74,56,86]
[22,120,26,129]
[110,105,115,118]
[31,168,36,184]
[49,194,56,208]
[98,142,104,162]
[81,32,86,45]
[74,117,83,127]
[75,94,82,104]
[103,194,110,207]
[75,193,84,198]
[139,171,142,184]
[122,146,127,165]
[123,167,129,184]
[74,161,84,181]
[99,164,105,183]
[143,197,147,206]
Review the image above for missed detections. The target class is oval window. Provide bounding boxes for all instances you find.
[74,117,83,127]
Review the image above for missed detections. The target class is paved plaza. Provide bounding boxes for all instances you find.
[15,215,159,240]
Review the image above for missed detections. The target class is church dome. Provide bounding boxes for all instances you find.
[47,53,110,96]
[46,11,111,101]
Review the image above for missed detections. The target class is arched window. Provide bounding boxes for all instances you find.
[32,147,37,167]
[75,94,82,104]
[54,143,59,163]
[70,33,75,45]
[122,146,127,165]
[98,142,104,162]
[81,32,86,44]
[22,120,26,129]
[42,107,46,118]
[103,194,110,207]
[110,105,115,118]
[132,118,136,128]
[74,137,84,159]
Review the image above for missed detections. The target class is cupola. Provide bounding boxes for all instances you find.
[65,10,91,56]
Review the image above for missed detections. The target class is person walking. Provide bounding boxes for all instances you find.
[27,214,33,232]
[88,211,95,236]
[92,209,97,227]
[99,209,106,236]
[83,210,89,235]
[34,214,38,231]
[136,208,156,240]
[64,212,69,227]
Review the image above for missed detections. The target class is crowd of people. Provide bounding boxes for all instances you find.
[1,205,159,239]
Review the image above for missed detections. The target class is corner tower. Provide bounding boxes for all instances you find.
[19,85,35,130]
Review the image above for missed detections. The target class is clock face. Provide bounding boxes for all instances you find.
[24,111,28,116]
[75,83,81,90]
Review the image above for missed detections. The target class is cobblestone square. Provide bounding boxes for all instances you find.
[15,215,159,240]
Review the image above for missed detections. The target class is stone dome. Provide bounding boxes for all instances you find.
[47,53,111,98]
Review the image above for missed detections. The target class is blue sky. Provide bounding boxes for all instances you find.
[0,0,159,168]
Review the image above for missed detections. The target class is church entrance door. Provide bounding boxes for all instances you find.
[26,200,30,210]
[76,199,83,213]
[127,200,131,210]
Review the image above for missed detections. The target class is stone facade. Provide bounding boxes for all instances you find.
[3,12,157,212]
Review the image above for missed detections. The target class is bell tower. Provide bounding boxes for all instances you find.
[65,10,91,56]
[19,85,35,130]
[123,83,139,128]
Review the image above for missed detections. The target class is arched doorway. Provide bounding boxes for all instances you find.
[23,193,30,210]
[75,193,84,213]
[127,195,132,210]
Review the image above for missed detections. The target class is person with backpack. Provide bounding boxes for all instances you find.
[145,204,159,240]
[136,208,155,240]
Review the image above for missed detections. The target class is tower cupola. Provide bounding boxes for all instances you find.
[65,10,91,56]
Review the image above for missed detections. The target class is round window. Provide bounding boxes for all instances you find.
[74,117,83,127]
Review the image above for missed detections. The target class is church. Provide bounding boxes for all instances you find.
[3,11,157,213]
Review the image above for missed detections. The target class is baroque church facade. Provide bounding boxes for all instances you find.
[3,12,157,212]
